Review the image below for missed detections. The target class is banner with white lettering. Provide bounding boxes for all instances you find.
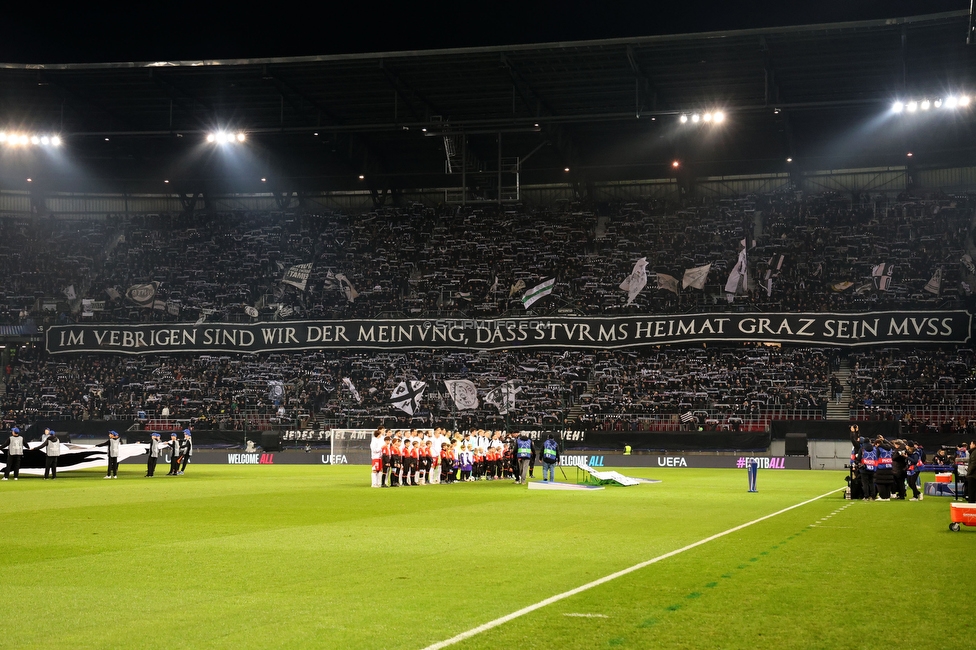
[45,311,972,355]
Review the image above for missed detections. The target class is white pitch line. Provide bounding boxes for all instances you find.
[421,487,844,650]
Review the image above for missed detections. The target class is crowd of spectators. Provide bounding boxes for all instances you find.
[1,192,973,326]
[2,191,976,430]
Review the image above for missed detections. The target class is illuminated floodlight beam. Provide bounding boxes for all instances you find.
[892,101,904,113]
[713,111,725,123]
[906,101,918,112]
[207,131,247,144]
[679,114,688,123]
[0,132,62,146]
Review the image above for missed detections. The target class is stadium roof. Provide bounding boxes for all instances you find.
[0,10,974,196]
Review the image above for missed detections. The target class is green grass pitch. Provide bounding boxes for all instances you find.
[1,464,971,649]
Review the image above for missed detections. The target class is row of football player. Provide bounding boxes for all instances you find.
[367,427,558,487]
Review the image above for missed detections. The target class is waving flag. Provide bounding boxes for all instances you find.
[924,268,942,295]
[444,379,479,410]
[871,263,893,291]
[281,263,312,291]
[619,258,648,305]
[390,380,427,415]
[522,278,555,309]
[725,247,748,295]
[342,377,362,403]
[483,380,521,415]
[656,273,680,295]
[335,273,359,302]
[682,264,711,290]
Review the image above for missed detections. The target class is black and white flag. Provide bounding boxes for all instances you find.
[483,380,521,415]
[871,263,894,291]
[390,380,427,415]
[281,263,313,291]
[444,379,479,410]
[335,273,359,303]
[682,264,711,290]
[342,377,362,403]
[268,380,285,403]
[656,273,680,296]
[619,258,648,305]
[725,247,748,295]
[924,267,942,295]
[126,282,158,308]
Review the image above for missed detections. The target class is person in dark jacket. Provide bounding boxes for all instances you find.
[166,432,181,475]
[96,430,121,479]
[145,432,163,477]
[177,429,192,475]
[857,438,877,501]
[873,437,895,501]
[891,440,909,500]
[513,433,533,485]
[1,427,26,480]
[35,429,61,480]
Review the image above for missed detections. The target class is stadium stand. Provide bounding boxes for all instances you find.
[2,190,975,437]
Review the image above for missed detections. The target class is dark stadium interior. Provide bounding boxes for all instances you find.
[2,8,976,453]
[0,11,974,195]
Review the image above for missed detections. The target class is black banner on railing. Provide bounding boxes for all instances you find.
[44,311,972,355]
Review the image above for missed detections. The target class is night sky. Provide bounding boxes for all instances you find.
[1,1,967,64]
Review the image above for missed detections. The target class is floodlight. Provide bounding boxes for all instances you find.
[679,114,688,123]
[960,95,970,106]
[934,99,943,108]
[786,157,793,163]
[236,132,246,142]
[703,112,712,122]
[206,133,216,143]
[51,136,61,146]
[30,136,39,145]
[713,111,725,123]
[920,100,930,110]
[358,175,365,180]
[0,133,6,142]
[18,135,28,145]
[945,96,958,108]
[691,113,700,123]
[564,167,570,172]
[40,136,49,145]
[906,101,917,112]
[671,160,680,168]
[892,101,904,113]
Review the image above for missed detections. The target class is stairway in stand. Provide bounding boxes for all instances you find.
[826,359,851,420]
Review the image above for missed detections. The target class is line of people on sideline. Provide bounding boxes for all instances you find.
[0,426,193,479]
[368,427,561,488]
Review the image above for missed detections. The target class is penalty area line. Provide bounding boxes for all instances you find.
[421,486,844,650]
